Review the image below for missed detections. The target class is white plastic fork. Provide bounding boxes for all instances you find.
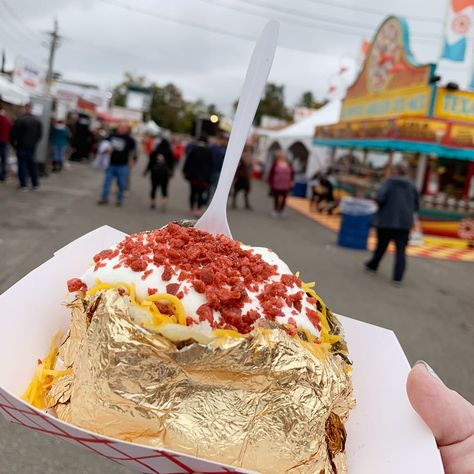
[195,20,279,238]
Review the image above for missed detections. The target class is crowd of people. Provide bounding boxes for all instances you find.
[1,106,297,216]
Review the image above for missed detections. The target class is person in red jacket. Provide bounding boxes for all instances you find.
[0,107,12,181]
[268,150,294,217]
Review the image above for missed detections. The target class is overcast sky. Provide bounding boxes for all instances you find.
[0,0,459,114]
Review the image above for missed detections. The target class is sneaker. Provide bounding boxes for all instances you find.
[150,202,156,209]
[31,186,39,191]
[97,200,108,205]
[392,280,402,288]
[116,201,123,207]
[364,263,376,274]
[271,210,278,218]
[19,187,29,193]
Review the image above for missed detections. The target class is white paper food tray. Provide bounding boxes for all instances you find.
[0,226,444,473]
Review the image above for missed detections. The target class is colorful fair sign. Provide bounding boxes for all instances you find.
[441,0,474,63]
[340,16,434,122]
[434,88,474,122]
[13,57,46,93]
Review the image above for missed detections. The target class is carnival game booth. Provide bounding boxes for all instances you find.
[261,101,341,196]
[315,16,474,240]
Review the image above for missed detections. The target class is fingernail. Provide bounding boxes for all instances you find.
[415,360,444,384]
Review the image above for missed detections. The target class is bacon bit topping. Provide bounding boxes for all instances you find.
[306,308,321,331]
[93,249,114,263]
[192,279,206,293]
[148,288,157,296]
[130,258,147,272]
[186,316,194,326]
[87,224,316,335]
[155,302,173,315]
[161,265,173,281]
[281,274,301,287]
[117,287,126,296]
[113,264,121,270]
[196,304,216,327]
[166,283,180,296]
[67,278,87,293]
[141,269,153,280]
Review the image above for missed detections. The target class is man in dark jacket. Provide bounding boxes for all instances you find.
[182,136,213,216]
[365,162,419,284]
[10,103,43,190]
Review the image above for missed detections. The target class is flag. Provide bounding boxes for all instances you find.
[441,0,474,62]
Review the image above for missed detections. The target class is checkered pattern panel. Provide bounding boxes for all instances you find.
[0,388,246,474]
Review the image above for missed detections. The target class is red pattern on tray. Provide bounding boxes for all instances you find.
[0,388,243,474]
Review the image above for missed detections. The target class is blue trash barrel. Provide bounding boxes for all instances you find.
[292,181,307,197]
[337,198,376,250]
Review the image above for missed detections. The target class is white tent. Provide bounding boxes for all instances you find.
[0,76,30,106]
[260,100,341,180]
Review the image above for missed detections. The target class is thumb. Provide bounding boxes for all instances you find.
[406,362,474,448]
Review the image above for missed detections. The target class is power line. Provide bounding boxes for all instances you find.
[0,0,43,45]
[300,0,442,25]
[98,0,253,42]
[196,0,439,44]
[0,19,44,65]
[99,0,367,56]
[234,0,441,40]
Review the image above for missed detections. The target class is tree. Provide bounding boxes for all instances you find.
[252,83,291,126]
[111,74,221,134]
[297,91,327,110]
[111,72,147,107]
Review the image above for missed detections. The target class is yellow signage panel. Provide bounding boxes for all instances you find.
[341,86,432,122]
[450,124,474,146]
[395,118,447,142]
[434,89,474,122]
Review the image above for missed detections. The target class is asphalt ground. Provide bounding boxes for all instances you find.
[0,159,472,473]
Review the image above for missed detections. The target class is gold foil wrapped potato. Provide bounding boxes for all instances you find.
[24,224,354,473]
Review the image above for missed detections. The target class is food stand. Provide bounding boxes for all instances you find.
[314,16,474,238]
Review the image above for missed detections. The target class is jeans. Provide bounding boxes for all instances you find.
[52,145,67,164]
[0,142,7,180]
[100,165,129,203]
[17,148,39,188]
[366,227,410,282]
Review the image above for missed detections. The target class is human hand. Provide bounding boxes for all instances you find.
[407,362,474,474]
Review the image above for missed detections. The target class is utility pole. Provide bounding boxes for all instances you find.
[46,18,61,92]
[1,49,5,74]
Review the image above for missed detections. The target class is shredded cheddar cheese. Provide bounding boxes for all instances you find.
[21,332,71,409]
[302,280,341,347]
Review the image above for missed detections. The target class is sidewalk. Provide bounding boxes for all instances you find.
[287,197,474,262]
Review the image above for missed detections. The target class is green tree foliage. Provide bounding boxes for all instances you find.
[111,73,221,133]
[297,91,327,110]
[254,83,291,126]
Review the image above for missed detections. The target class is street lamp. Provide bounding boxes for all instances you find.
[210,114,219,123]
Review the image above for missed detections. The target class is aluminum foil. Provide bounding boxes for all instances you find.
[49,290,354,474]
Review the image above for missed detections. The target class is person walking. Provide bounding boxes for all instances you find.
[208,134,228,200]
[365,161,419,284]
[183,136,213,216]
[144,133,175,212]
[0,107,12,181]
[97,122,136,207]
[10,103,43,191]
[268,150,294,217]
[50,120,70,172]
[232,146,253,210]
